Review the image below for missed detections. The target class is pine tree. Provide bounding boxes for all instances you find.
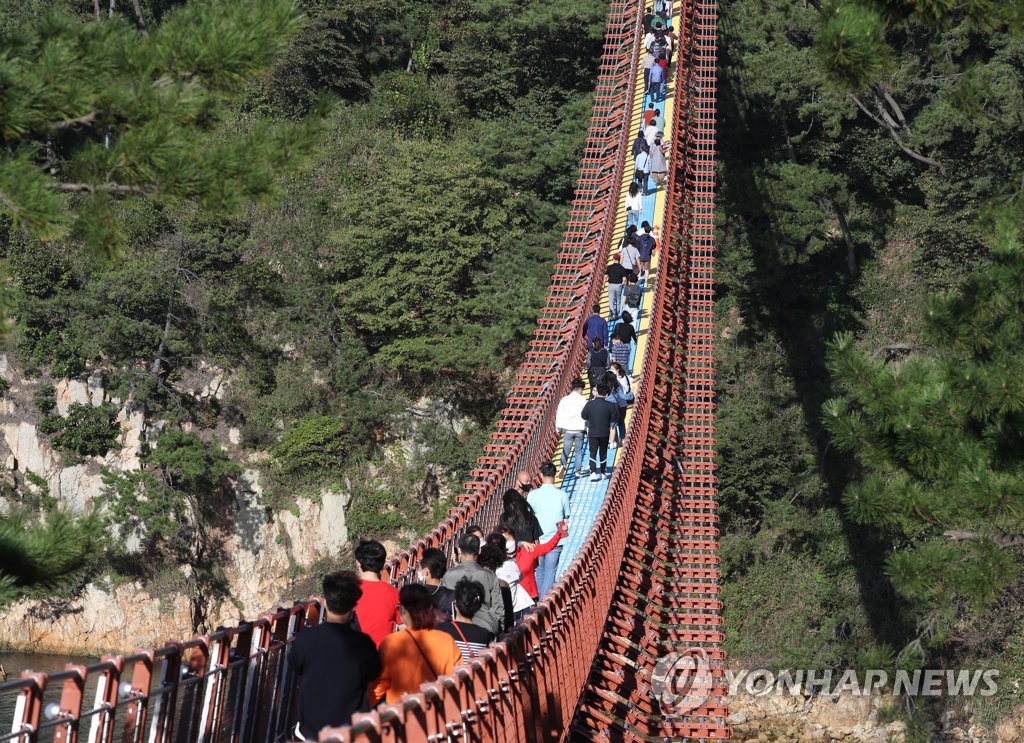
[0,0,308,604]
[823,224,1024,623]
[0,0,310,253]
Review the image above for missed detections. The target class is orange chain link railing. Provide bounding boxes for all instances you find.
[0,0,647,741]
[571,0,728,738]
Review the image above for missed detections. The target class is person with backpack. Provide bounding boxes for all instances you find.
[586,337,610,390]
[636,221,657,283]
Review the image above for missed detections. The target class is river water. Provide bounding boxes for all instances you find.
[0,651,98,731]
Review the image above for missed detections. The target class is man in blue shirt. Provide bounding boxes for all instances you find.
[526,462,570,599]
[582,303,608,349]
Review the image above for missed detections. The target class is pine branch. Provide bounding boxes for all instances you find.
[848,93,946,173]
[943,530,1024,548]
[872,83,911,135]
[50,182,152,194]
[50,112,99,131]
[870,343,915,360]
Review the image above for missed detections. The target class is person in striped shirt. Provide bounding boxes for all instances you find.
[437,579,495,660]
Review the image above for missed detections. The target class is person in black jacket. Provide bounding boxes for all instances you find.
[581,383,619,482]
[586,337,610,389]
[289,572,382,741]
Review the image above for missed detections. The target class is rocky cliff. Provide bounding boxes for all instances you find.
[0,356,351,655]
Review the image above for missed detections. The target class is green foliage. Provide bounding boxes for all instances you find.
[146,428,239,490]
[42,402,120,457]
[0,0,311,252]
[816,3,890,89]
[100,468,183,555]
[0,508,102,608]
[33,383,56,414]
[272,414,350,473]
[823,225,1024,617]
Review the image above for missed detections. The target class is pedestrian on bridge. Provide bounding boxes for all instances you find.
[479,541,515,632]
[586,337,609,390]
[621,235,641,274]
[526,462,570,599]
[636,221,657,282]
[499,520,568,619]
[437,579,495,659]
[623,275,642,322]
[289,571,381,741]
[419,547,455,623]
[582,383,619,481]
[648,56,666,102]
[555,378,589,479]
[440,533,504,635]
[501,488,543,546]
[583,303,608,350]
[634,144,652,196]
[606,253,631,318]
[650,138,668,190]
[626,182,642,230]
[372,585,462,706]
[354,540,402,647]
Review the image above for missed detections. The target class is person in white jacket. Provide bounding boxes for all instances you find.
[625,182,643,230]
[555,378,588,477]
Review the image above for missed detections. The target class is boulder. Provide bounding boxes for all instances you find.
[54,379,92,416]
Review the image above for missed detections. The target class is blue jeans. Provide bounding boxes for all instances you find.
[608,283,623,318]
[536,546,563,599]
[561,430,585,474]
[626,209,640,230]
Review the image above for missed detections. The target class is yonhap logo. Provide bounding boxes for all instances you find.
[651,647,715,713]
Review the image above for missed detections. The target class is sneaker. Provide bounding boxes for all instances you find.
[575,469,590,478]
[603,473,611,480]
[589,472,600,482]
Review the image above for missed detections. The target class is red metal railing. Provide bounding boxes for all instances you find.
[1,0,724,738]
[571,0,727,737]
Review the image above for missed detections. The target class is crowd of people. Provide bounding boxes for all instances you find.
[289,468,570,739]
[287,7,671,738]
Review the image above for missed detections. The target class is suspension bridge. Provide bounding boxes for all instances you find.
[1,0,725,738]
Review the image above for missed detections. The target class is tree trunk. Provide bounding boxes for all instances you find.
[152,237,186,378]
[832,198,857,276]
[93,0,101,20]
[109,0,116,19]
[130,0,147,34]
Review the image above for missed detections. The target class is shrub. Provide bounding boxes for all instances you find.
[46,403,120,457]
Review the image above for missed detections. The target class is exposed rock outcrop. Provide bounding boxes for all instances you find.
[727,687,1024,742]
[0,360,352,656]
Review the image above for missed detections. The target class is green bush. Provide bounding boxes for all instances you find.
[45,403,120,457]
[33,383,56,415]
